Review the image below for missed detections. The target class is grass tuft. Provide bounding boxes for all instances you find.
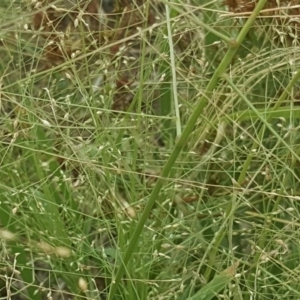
[1,0,300,299]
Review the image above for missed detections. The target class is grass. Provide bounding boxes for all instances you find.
[1,0,300,299]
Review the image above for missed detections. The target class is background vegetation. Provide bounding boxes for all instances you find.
[1,0,300,299]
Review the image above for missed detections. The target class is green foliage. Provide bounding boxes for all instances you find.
[1,0,300,299]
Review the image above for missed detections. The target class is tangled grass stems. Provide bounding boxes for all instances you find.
[108,0,268,297]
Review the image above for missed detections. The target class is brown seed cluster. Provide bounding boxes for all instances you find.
[31,0,155,67]
[32,0,99,66]
[31,0,158,111]
[224,0,300,44]
[225,0,300,16]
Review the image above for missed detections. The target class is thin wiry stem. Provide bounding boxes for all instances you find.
[107,0,268,298]
[166,3,181,137]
